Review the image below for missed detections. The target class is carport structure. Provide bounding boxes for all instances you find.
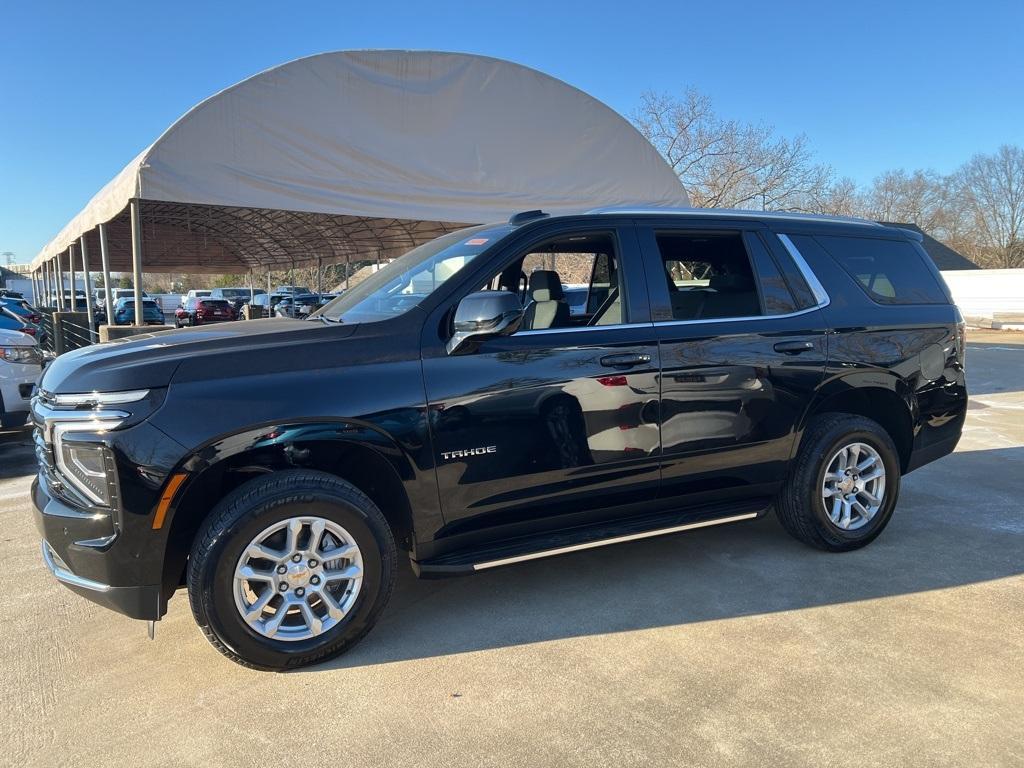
[30,49,688,326]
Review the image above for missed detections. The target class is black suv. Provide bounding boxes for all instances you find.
[31,209,967,670]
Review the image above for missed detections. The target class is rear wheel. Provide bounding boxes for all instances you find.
[187,470,397,670]
[775,413,901,551]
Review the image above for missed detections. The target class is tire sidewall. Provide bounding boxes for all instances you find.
[193,483,391,670]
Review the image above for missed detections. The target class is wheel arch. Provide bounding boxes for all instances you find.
[158,420,417,602]
[797,374,916,472]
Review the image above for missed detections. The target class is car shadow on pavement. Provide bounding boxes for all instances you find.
[303,444,1024,673]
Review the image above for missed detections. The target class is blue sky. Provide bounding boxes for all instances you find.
[2,0,1021,263]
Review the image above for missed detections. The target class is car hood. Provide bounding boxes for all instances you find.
[40,318,358,393]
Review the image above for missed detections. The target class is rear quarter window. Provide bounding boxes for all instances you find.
[792,234,947,305]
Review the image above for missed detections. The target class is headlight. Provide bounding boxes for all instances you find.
[0,346,41,364]
[53,423,121,507]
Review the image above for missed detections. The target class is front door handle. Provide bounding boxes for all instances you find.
[600,353,652,368]
[773,340,815,354]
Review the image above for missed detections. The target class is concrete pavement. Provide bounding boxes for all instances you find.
[1,330,1022,767]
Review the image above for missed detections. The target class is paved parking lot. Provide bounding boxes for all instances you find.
[1,330,1022,767]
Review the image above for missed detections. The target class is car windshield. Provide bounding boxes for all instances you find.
[318,224,511,324]
[219,288,256,298]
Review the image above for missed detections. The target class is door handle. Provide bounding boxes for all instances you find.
[773,340,815,354]
[600,353,651,368]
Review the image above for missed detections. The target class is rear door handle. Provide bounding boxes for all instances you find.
[600,353,652,368]
[773,340,815,354]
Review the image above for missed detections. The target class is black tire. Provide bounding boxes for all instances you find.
[775,413,901,552]
[187,469,397,670]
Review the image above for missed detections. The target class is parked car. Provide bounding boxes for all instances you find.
[49,291,89,311]
[0,328,42,428]
[30,209,966,670]
[110,298,165,326]
[0,297,42,324]
[273,285,311,295]
[96,288,151,311]
[0,306,46,344]
[174,297,236,326]
[210,287,265,317]
[0,289,25,300]
[250,292,286,315]
[272,293,337,318]
[181,289,213,307]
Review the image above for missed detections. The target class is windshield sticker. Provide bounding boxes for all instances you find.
[465,238,489,246]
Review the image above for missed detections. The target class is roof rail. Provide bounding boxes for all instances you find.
[584,206,883,228]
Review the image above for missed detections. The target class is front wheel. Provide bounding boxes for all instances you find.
[187,470,397,670]
[775,413,901,552]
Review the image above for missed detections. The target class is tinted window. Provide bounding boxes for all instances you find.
[745,233,797,315]
[808,235,947,305]
[653,231,763,321]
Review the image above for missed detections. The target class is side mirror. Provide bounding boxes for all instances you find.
[446,290,524,355]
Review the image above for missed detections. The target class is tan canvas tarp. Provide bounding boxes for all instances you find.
[33,50,688,270]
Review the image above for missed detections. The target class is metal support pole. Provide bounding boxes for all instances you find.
[69,243,78,311]
[98,223,115,329]
[42,263,49,306]
[80,235,95,342]
[55,251,64,310]
[130,199,144,326]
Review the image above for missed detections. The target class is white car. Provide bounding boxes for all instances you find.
[0,328,43,428]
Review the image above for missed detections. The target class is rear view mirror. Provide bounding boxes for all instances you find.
[446,291,523,355]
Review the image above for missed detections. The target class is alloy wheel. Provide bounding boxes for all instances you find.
[233,516,363,641]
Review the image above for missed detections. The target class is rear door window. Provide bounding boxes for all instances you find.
[796,235,947,305]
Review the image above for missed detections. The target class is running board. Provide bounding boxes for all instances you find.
[413,503,765,576]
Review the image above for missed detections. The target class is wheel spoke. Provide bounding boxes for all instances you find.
[829,496,843,524]
[243,590,275,623]
[319,542,358,560]
[297,601,322,635]
[852,498,872,518]
[262,603,290,637]
[308,518,326,554]
[860,468,884,483]
[858,489,881,507]
[246,542,284,562]
[846,444,861,469]
[236,564,274,582]
[839,499,853,529]
[856,455,877,473]
[323,563,362,583]
[284,518,303,554]
[319,590,347,621]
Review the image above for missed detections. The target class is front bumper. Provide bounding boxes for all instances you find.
[33,475,163,620]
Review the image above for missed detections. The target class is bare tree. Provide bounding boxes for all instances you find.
[633,89,834,212]
[955,145,1024,269]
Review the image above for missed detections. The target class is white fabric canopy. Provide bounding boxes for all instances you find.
[32,50,688,270]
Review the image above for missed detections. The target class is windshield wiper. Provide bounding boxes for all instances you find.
[316,315,342,324]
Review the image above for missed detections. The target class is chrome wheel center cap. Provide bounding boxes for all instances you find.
[286,562,311,588]
[837,477,856,494]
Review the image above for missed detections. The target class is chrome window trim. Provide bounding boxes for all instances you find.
[777,234,831,307]
[652,304,824,328]
[514,322,648,336]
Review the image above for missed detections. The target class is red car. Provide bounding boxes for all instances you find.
[174,298,236,327]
